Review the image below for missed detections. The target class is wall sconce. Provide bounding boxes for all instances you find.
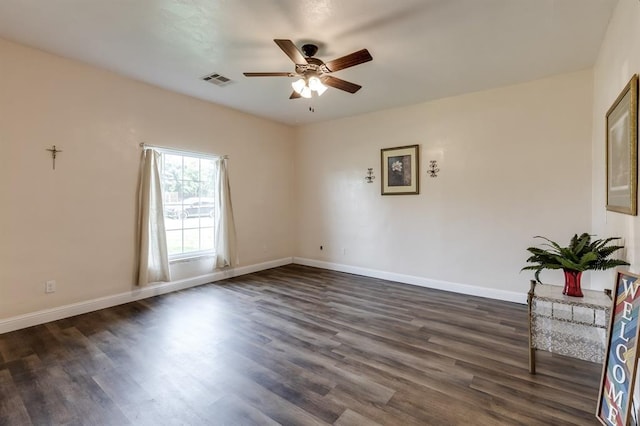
[427,160,440,178]
[365,168,375,183]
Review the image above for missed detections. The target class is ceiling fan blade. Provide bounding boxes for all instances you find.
[324,49,373,72]
[321,76,362,93]
[274,39,307,64]
[243,72,295,77]
[289,91,301,100]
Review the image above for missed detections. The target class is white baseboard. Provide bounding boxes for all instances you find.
[0,257,293,334]
[1,256,525,334]
[293,257,527,304]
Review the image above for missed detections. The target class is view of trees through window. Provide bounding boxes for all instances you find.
[160,152,216,257]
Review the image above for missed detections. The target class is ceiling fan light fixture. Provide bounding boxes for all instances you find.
[308,76,322,91]
[292,78,306,94]
[307,76,327,96]
[301,86,312,98]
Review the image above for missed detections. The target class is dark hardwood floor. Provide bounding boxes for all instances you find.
[0,264,602,425]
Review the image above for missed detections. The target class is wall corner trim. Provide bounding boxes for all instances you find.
[293,257,527,304]
[0,257,293,334]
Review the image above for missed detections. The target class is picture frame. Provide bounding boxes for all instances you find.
[381,145,419,195]
[597,271,640,425]
[606,74,638,216]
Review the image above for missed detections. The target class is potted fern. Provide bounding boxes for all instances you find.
[522,233,629,297]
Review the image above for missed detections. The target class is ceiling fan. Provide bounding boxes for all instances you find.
[243,39,373,99]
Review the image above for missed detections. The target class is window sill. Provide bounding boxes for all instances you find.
[169,253,215,264]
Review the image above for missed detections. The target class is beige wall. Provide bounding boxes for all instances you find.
[0,32,601,323]
[295,70,594,297]
[0,38,295,319]
[591,0,640,289]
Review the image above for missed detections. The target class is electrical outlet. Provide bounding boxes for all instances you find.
[45,280,56,294]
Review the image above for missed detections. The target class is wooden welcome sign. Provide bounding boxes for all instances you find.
[598,271,640,425]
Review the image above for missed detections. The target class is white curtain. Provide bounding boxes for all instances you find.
[137,149,171,285]
[214,156,237,268]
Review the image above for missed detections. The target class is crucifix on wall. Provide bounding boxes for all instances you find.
[46,145,62,170]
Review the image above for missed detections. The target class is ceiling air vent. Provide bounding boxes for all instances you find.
[202,73,233,87]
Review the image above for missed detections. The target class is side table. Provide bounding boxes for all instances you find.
[528,280,612,374]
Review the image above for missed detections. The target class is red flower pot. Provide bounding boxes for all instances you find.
[563,270,583,297]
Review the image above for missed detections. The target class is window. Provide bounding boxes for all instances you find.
[159,150,217,259]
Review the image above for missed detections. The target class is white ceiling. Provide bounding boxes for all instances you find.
[0,0,617,126]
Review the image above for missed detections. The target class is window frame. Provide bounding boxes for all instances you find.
[156,147,218,261]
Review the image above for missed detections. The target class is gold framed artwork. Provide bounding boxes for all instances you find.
[381,145,419,195]
[606,74,638,216]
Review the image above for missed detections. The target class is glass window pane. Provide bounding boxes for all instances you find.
[166,230,183,256]
[200,215,214,228]
[163,154,183,173]
[164,215,181,231]
[183,229,200,253]
[201,227,214,251]
[183,157,199,181]
[201,159,215,190]
[163,178,182,205]
[182,181,201,201]
[182,217,199,229]
[162,154,183,206]
[163,155,183,181]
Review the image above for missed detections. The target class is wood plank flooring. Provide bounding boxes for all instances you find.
[0,265,603,425]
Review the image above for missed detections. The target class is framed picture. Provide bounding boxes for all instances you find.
[381,145,419,195]
[606,74,638,216]
[597,271,640,425]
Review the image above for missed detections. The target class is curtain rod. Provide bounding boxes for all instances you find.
[139,142,228,159]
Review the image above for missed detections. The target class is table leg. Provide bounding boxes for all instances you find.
[529,346,536,374]
[528,280,536,374]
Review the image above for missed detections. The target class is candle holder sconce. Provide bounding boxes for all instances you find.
[427,160,440,178]
[365,168,375,183]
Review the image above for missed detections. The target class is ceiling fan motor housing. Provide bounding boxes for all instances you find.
[301,44,319,58]
[296,60,326,76]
